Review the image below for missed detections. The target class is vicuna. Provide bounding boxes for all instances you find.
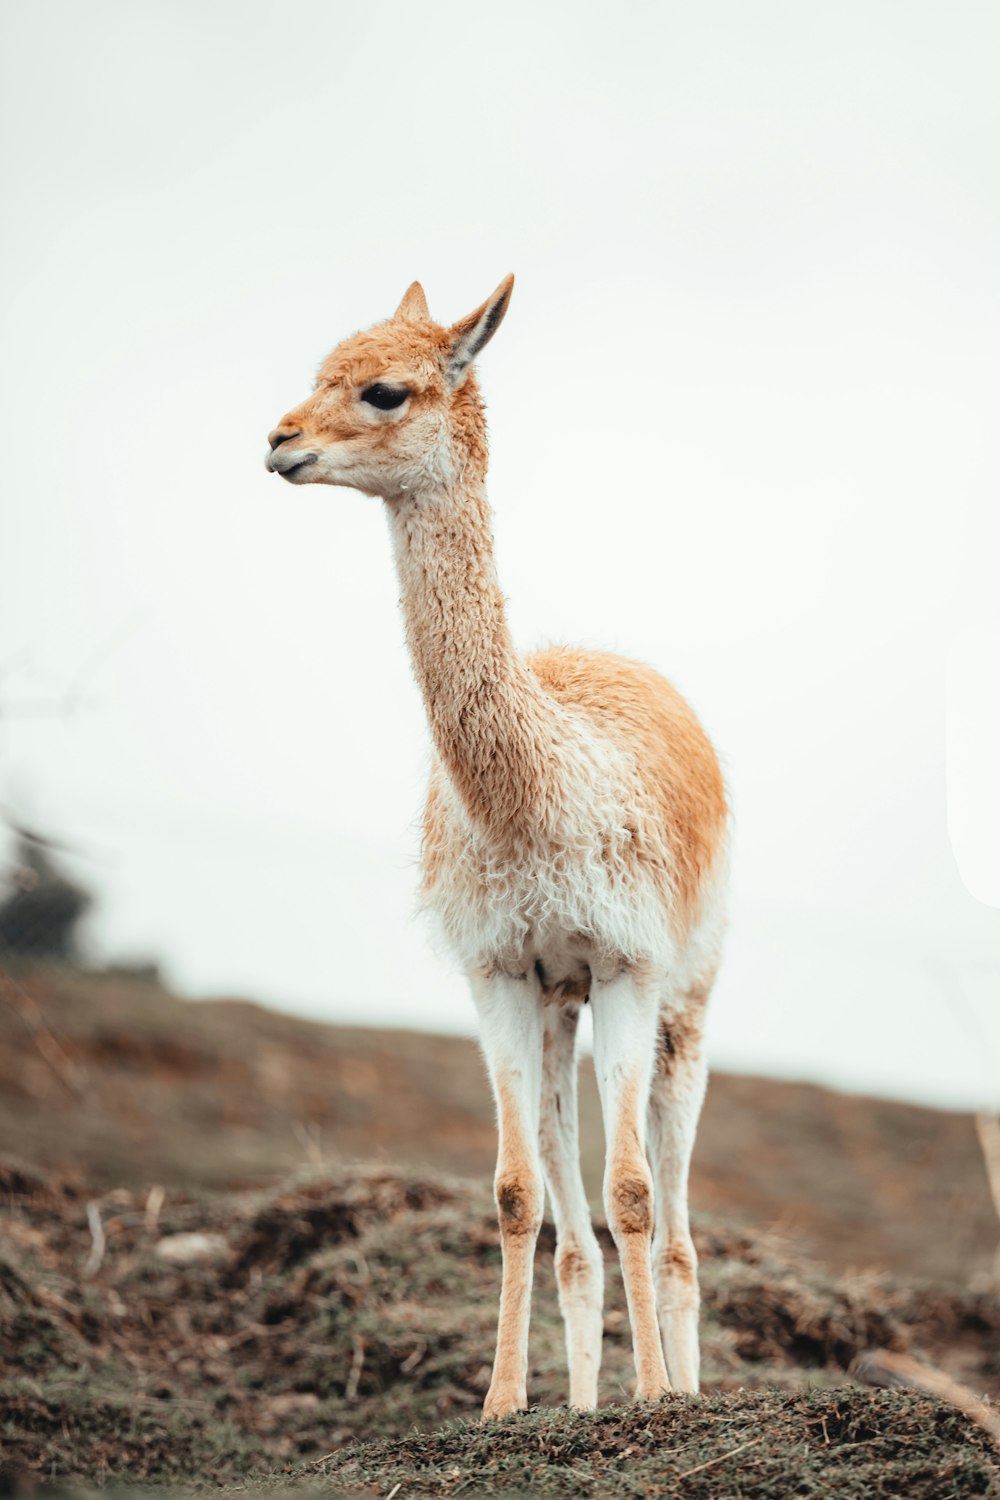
[265,276,728,1417]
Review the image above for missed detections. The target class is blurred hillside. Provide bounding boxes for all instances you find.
[0,963,994,1288]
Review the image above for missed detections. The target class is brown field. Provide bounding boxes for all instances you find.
[1,962,998,1497]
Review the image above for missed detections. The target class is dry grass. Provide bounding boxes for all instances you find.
[1,963,998,1497]
[1,1159,998,1495]
[318,1389,1000,1499]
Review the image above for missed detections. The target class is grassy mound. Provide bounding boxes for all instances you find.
[320,1390,1000,1499]
[1,1160,997,1493]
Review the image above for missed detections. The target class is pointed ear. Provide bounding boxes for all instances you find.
[395,280,430,321]
[446,274,515,386]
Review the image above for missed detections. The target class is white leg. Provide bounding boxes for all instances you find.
[538,1001,604,1408]
[591,969,670,1400]
[470,971,545,1420]
[647,985,709,1394]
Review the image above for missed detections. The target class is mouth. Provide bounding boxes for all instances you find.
[265,450,319,481]
[277,458,317,483]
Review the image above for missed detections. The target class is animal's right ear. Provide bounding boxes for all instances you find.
[395,280,430,321]
[446,274,515,387]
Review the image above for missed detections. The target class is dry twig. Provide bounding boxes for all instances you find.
[83,1201,106,1278]
[400,1340,427,1373]
[672,1435,763,1482]
[975,1112,1000,1283]
[144,1184,165,1235]
[346,1334,366,1402]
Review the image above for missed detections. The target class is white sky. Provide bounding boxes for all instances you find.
[1,1,998,1110]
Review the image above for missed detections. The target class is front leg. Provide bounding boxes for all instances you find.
[591,969,670,1401]
[470,970,545,1419]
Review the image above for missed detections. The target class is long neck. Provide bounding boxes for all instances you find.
[386,433,555,843]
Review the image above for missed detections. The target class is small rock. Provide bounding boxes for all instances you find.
[153,1231,230,1265]
[259,1392,321,1429]
[270,1392,320,1414]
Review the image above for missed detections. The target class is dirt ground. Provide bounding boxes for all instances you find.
[2,1159,999,1494]
[1,964,998,1496]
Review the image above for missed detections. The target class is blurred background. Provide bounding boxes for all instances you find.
[2,0,998,1110]
[3,11,1000,1485]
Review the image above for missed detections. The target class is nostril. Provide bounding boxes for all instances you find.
[269,427,302,450]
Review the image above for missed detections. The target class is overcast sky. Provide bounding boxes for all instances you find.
[1,0,998,1110]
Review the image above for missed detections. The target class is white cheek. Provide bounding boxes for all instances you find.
[362,406,409,427]
[307,410,456,498]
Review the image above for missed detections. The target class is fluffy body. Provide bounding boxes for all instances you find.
[266,275,729,1417]
[421,646,727,987]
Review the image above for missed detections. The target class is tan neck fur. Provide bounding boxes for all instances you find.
[386,393,554,844]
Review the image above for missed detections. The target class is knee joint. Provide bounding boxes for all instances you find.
[606,1165,654,1237]
[495,1169,542,1238]
[555,1236,601,1291]
[656,1236,698,1282]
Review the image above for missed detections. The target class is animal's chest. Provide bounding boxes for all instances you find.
[420,779,670,973]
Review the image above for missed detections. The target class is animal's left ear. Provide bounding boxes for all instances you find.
[395,280,430,321]
[446,274,515,387]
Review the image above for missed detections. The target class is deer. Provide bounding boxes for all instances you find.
[265,276,728,1418]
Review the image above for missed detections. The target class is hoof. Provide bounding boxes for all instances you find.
[482,1387,528,1420]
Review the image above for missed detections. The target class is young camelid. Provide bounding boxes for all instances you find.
[265,277,728,1418]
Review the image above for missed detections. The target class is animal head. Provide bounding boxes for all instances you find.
[265,276,514,500]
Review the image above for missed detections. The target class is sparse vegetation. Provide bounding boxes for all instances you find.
[319,1390,1000,1499]
[1,1159,998,1494]
[0,966,997,1495]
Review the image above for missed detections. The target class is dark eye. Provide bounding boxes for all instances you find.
[361,383,409,410]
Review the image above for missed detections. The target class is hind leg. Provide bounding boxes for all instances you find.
[591,969,670,1400]
[647,980,710,1393]
[538,1000,604,1408]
